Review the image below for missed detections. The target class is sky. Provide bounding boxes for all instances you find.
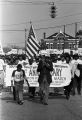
[0,0,82,48]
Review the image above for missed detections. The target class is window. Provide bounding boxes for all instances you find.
[46,43,49,49]
[61,43,64,49]
[50,43,53,49]
[69,43,73,49]
[57,43,60,50]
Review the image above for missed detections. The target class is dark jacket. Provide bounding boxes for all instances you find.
[78,64,82,78]
[37,59,53,84]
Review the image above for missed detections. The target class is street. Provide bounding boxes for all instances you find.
[0,90,82,120]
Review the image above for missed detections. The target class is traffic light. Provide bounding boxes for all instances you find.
[50,5,56,18]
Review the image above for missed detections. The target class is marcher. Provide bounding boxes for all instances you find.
[77,55,82,95]
[28,58,36,98]
[71,54,79,95]
[74,55,82,95]
[12,64,28,105]
[64,53,72,100]
[74,64,81,95]
[37,54,53,105]
[0,56,5,91]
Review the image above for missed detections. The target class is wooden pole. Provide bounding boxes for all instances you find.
[25,29,27,57]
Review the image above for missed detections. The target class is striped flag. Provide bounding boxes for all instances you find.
[26,25,40,58]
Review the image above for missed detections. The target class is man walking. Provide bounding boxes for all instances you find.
[37,54,53,105]
[12,64,28,105]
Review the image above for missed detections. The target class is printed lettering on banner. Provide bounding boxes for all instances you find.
[5,65,17,86]
[50,63,71,87]
[0,70,4,85]
[25,65,39,87]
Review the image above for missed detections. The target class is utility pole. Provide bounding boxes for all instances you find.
[63,25,65,53]
[75,22,77,50]
[25,29,27,56]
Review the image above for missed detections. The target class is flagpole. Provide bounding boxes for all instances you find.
[25,28,27,57]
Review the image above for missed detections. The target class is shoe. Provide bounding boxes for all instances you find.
[17,100,24,105]
[43,103,48,105]
[72,91,75,96]
[19,101,23,105]
[40,97,43,101]
[78,92,81,95]
[64,89,66,95]
[66,93,70,100]
[17,101,20,104]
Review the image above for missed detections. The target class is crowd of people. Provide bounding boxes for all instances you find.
[0,52,82,105]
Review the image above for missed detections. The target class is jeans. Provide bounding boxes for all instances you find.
[15,83,23,102]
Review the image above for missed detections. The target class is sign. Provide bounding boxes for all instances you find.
[5,65,17,86]
[25,65,39,87]
[78,48,82,55]
[4,65,39,87]
[0,70,4,85]
[50,63,71,87]
[4,63,71,87]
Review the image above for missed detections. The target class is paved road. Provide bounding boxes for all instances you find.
[0,90,82,120]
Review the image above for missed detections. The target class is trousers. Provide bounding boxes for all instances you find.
[39,77,49,104]
[15,83,23,102]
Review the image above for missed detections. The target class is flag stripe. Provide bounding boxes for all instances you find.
[31,36,40,48]
[26,25,40,58]
[26,45,34,56]
[28,38,39,52]
[26,43,36,56]
[27,42,38,55]
[26,47,33,58]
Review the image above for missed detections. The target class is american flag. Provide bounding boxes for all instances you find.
[26,25,40,58]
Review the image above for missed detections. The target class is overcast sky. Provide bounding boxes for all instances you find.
[0,0,82,48]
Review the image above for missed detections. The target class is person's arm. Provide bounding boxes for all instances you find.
[11,70,16,86]
[22,69,29,86]
[37,60,44,72]
[45,61,53,71]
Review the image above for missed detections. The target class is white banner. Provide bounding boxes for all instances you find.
[24,65,39,87]
[4,63,71,87]
[0,70,4,85]
[50,63,71,87]
[5,65,17,86]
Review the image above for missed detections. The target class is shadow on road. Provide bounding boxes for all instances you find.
[0,92,66,104]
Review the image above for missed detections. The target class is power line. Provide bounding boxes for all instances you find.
[1,12,82,27]
[1,20,82,32]
[7,42,25,44]
[0,0,52,5]
[0,29,25,32]
[1,1,82,5]
[35,21,82,30]
[57,2,82,5]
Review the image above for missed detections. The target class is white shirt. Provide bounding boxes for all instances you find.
[0,59,4,70]
[14,70,24,82]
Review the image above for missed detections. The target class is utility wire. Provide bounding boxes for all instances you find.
[1,1,82,5]
[0,0,52,5]
[0,20,82,32]
[1,12,82,27]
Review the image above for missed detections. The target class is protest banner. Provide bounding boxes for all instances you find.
[0,70,4,85]
[4,63,71,87]
[50,63,71,87]
[4,65,17,86]
[4,64,39,87]
[25,65,39,87]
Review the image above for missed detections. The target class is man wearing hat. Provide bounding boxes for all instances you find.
[37,53,53,105]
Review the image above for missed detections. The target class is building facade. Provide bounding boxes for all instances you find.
[44,31,80,52]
